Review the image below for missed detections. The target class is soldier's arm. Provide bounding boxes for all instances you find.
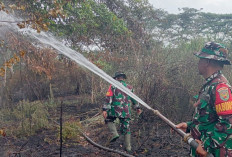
[186,95,199,132]
[213,83,232,133]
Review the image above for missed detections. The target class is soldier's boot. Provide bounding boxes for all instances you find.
[124,133,131,152]
[107,122,119,142]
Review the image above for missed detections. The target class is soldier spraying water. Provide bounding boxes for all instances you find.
[176,42,232,157]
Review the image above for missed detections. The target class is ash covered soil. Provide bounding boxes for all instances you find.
[0,97,190,157]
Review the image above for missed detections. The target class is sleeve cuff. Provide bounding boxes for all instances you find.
[186,121,193,127]
[135,103,140,109]
[102,108,107,111]
[186,121,193,133]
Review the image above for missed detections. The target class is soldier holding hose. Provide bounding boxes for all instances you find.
[176,42,232,157]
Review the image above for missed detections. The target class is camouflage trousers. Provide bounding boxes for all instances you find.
[105,116,130,135]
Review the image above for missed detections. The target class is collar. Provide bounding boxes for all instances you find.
[119,80,127,86]
[199,70,222,93]
[119,80,126,83]
[205,70,222,83]
[205,70,222,84]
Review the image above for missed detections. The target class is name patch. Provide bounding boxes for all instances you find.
[215,101,232,113]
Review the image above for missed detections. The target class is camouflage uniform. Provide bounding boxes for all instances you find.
[187,42,232,156]
[103,80,139,134]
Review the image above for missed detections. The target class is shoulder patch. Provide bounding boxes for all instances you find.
[106,85,113,96]
[218,86,229,101]
[215,83,232,115]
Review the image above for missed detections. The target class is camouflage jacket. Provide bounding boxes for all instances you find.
[102,80,139,119]
[187,71,232,156]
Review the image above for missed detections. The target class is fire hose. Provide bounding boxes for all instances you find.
[151,109,213,157]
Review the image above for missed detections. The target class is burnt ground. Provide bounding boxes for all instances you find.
[0,96,190,157]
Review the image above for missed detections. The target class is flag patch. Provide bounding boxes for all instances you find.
[106,85,113,96]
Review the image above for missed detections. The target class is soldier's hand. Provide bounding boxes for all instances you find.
[0,129,6,136]
[176,122,187,132]
[196,139,208,157]
[102,111,107,119]
[137,109,142,116]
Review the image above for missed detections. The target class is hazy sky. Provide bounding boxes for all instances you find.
[148,0,232,14]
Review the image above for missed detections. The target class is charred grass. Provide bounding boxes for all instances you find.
[0,95,190,157]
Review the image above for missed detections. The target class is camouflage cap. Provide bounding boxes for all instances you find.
[113,71,127,79]
[194,42,231,65]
